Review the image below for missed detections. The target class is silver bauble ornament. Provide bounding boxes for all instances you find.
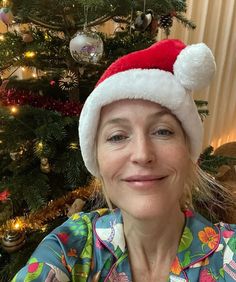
[69,31,103,64]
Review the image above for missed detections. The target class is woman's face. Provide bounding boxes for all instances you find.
[97,99,191,220]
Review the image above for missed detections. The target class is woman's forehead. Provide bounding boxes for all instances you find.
[99,99,173,122]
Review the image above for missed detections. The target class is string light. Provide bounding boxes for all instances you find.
[24,51,36,58]
[2,0,8,6]
[69,142,78,150]
[0,35,5,41]
[44,33,50,41]
[21,67,26,71]
[10,106,18,114]
[32,73,37,78]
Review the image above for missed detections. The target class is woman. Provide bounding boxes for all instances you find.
[13,39,236,281]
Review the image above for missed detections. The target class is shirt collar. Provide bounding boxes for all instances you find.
[94,208,126,258]
[94,208,220,267]
[176,210,220,270]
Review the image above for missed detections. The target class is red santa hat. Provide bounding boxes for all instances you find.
[79,39,216,177]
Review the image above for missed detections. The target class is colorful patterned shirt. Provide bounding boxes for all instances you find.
[13,208,236,281]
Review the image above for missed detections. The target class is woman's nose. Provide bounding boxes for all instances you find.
[130,135,155,165]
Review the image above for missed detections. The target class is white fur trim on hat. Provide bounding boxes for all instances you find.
[79,69,203,177]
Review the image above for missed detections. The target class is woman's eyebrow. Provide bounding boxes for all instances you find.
[100,118,129,130]
[101,109,171,129]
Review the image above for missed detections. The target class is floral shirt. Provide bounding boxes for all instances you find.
[13,208,236,281]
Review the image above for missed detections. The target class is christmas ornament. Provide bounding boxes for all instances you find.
[1,230,26,253]
[134,10,153,32]
[50,80,56,86]
[0,190,10,201]
[59,70,79,91]
[9,147,24,160]
[69,31,104,64]
[40,157,50,173]
[22,32,33,43]
[0,7,13,26]
[159,14,173,29]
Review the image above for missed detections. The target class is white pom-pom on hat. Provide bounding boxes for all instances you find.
[174,43,216,91]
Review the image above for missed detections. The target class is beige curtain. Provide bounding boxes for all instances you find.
[158,0,236,150]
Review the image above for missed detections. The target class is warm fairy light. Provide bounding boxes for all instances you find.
[14,223,20,230]
[44,33,49,41]
[0,140,3,144]
[21,67,26,71]
[12,218,25,231]
[10,106,18,114]
[2,0,8,6]
[32,73,37,78]
[24,51,36,58]
[41,226,47,232]
[0,35,5,41]
[37,141,43,149]
[69,142,78,150]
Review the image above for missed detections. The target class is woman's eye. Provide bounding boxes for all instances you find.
[154,129,174,136]
[107,135,128,142]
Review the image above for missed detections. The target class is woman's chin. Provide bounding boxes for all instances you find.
[120,202,170,221]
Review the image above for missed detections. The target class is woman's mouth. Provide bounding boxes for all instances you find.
[122,175,167,188]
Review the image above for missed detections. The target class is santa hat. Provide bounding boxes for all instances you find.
[79,39,216,177]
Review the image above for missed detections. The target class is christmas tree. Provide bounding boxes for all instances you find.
[0,0,213,280]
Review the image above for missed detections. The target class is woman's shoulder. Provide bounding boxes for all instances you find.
[12,208,110,282]
[50,208,110,242]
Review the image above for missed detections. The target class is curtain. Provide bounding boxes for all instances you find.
[159,0,236,150]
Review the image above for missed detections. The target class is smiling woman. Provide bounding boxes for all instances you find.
[13,39,236,282]
[96,100,189,222]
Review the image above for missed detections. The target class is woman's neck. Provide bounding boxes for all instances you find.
[122,207,185,281]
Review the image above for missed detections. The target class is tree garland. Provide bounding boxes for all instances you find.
[0,88,83,116]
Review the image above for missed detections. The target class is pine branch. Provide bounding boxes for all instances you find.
[28,10,115,32]
[175,12,196,29]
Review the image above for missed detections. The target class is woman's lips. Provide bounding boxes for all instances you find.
[122,175,167,188]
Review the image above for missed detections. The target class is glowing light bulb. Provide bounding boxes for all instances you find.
[21,67,26,71]
[14,223,20,230]
[38,142,43,149]
[24,51,36,58]
[69,142,78,150]
[10,106,18,114]
[0,35,5,41]
[32,73,37,78]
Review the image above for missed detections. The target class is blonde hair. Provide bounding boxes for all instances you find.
[182,161,236,223]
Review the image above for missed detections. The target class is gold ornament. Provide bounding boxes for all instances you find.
[59,70,79,91]
[40,157,50,173]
